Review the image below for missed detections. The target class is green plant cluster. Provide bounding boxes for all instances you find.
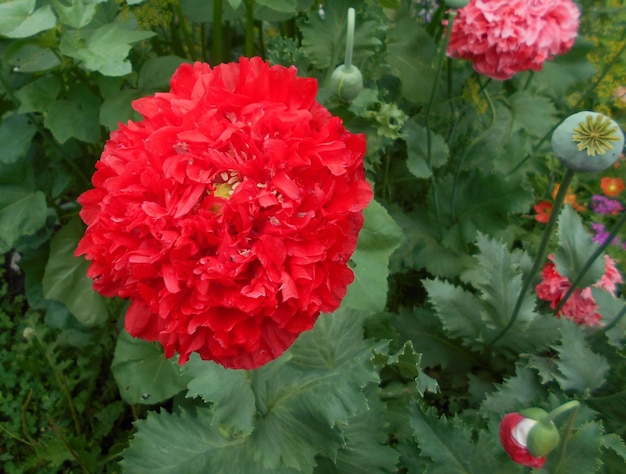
[0,0,625,472]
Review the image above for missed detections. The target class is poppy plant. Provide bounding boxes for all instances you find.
[75,57,373,369]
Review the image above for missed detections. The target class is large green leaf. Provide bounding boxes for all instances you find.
[554,320,610,395]
[5,44,61,72]
[15,74,62,113]
[111,330,188,405]
[508,91,557,138]
[314,385,399,474]
[405,119,449,179]
[386,19,436,103]
[0,114,36,164]
[342,200,403,312]
[183,356,256,435]
[121,408,299,474]
[123,308,378,473]
[44,84,101,144]
[553,205,605,288]
[410,404,502,474]
[249,308,379,471]
[42,218,109,327]
[546,421,603,474]
[53,0,106,28]
[0,0,57,38]
[481,366,543,414]
[0,186,47,253]
[60,23,154,76]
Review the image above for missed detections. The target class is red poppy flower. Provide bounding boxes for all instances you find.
[500,413,547,468]
[447,0,580,80]
[533,200,552,223]
[75,57,372,369]
[600,177,625,197]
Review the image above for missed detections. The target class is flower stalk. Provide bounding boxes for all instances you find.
[486,168,576,350]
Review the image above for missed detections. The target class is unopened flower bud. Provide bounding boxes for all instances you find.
[551,111,624,172]
[520,408,560,457]
[23,327,35,341]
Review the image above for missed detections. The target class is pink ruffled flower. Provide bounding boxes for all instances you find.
[447,0,580,80]
[536,255,623,326]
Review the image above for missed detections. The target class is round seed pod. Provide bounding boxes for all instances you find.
[551,111,624,173]
[329,64,364,102]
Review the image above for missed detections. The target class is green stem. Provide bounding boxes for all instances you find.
[556,404,580,467]
[485,169,576,350]
[47,415,90,473]
[212,0,223,64]
[244,0,254,57]
[424,9,457,237]
[544,400,580,423]
[554,211,626,315]
[344,8,356,69]
[450,86,496,221]
[173,2,195,58]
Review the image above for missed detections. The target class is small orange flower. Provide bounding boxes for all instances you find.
[534,200,553,223]
[551,185,585,211]
[601,177,625,197]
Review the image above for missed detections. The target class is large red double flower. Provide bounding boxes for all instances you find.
[76,57,372,369]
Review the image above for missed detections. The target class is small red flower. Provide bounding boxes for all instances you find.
[536,255,623,326]
[500,413,546,468]
[76,57,372,369]
[447,0,580,80]
[600,177,625,197]
[533,200,552,223]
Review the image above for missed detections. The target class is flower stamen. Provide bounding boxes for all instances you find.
[572,114,621,156]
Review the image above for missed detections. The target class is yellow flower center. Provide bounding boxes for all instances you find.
[572,114,621,157]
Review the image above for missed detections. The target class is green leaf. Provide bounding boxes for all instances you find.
[6,44,61,72]
[15,74,62,113]
[405,120,449,179]
[343,200,403,312]
[393,307,477,370]
[0,186,47,253]
[138,55,189,92]
[183,355,256,434]
[594,289,626,348]
[42,218,109,327]
[386,19,436,103]
[314,385,399,474]
[546,421,603,474]
[389,206,474,278]
[111,330,188,405]
[44,84,101,144]
[435,170,534,245]
[53,0,106,28]
[422,278,484,349]
[602,433,626,464]
[250,308,379,471]
[481,366,543,414]
[0,114,36,164]
[553,205,605,288]
[122,408,299,474]
[0,0,57,38]
[255,0,296,13]
[409,404,475,474]
[508,91,557,138]
[554,320,610,395]
[99,88,142,130]
[60,23,154,76]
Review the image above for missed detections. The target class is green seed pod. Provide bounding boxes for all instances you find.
[329,64,363,102]
[445,0,470,8]
[551,111,624,173]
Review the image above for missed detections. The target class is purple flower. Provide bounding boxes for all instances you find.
[590,195,624,215]
[591,222,623,247]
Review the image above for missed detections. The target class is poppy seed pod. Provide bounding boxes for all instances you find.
[551,111,624,172]
[329,64,364,102]
[519,408,560,457]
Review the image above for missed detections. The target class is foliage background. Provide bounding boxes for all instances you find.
[0,0,625,472]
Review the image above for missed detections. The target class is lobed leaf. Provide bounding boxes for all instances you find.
[0,186,47,253]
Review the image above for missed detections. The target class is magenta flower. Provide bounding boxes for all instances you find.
[590,195,624,215]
